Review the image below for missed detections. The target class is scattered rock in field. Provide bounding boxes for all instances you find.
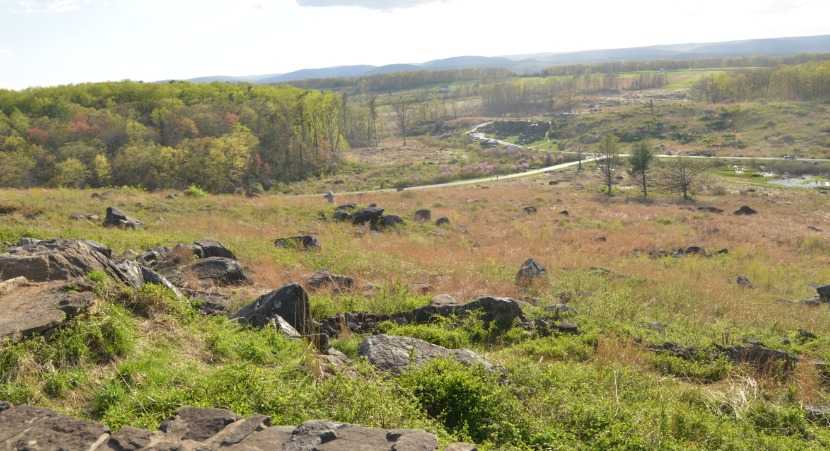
[523,206,538,215]
[516,258,546,286]
[734,206,758,216]
[736,276,753,288]
[817,285,830,303]
[187,290,233,315]
[333,210,352,222]
[413,295,526,331]
[411,283,432,295]
[181,257,249,286]
[717,343,797,373]
[69,213,99,221]
[274,235,320,251]
[234,283,312,335]
[337,203,357,211]
[431,293,458,306]
[194,240,236,260]
[0,205,18,215]
[380,215,404,228]
[435,217,451,226]
[0,281,96,341]
[545,304,577,318]
[698,206,724,214]
[559,210,570,217]
[0,403,440,451]
[103,206,143,229]
[307,271,355,292]
[352,207,385,226]
[358,334,495,374]
[324,191,335,203]
[595,236,608,242]
[644,322,667,333]
[805,406,830,426]
[808,226,822,232]
[641,246,726,259]
[414,209,432,222]
[648,342,706,360]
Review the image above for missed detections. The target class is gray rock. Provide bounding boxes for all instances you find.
[380,215,404,228]
[736,276,753,288]
[275,235,321,251]
[734,205,758,216]
[183,257,249,286]
[523,206,538,215]
[435,217,451,226]
[414,209,432,222]
[0,404,110,451]
[0,282,96,340]
[103,207,143,229]
[817,285,830,303]
[358,334,495,374]
[516,258,546,286]
[234,284,312,335]
[307,271,355,292]
[806,406,830,426]
[194,240,237,260]
[352,207,385,226]
[0,403,439,451]
[160,407,239,441]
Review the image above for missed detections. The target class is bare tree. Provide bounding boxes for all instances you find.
[367,95,378,147]
[661,157,708,201]
[393,96,412,146]
[597,134,620,196]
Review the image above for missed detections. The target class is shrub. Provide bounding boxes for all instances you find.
[184,184,208,197]
[399,359,527,445]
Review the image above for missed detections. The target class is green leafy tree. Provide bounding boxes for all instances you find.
[52,158,90,188]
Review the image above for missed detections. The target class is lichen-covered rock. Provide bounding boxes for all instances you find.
[358,334,495,374]
[0,281,96,341]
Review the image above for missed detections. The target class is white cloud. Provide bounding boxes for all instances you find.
[296,0,445,10]
[12,0,92,13]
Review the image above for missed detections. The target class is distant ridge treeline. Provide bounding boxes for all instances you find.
[0,82,346,192]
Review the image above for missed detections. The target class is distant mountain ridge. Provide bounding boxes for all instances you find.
[190,34,830,84]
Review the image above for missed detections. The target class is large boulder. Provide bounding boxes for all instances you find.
[359,335,495,374]
[103,207,143,229]
[0,403,439,451]
[234,284,312,335]
[817,285,830,303]
[414,209,432,223]
[0,281,96,340]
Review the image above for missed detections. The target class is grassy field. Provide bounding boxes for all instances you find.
[3,163,830,449]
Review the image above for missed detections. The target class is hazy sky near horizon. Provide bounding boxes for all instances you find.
[0,0,828,89]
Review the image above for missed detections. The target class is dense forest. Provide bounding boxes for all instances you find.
[692,60,830,102]
[0,82,345,192]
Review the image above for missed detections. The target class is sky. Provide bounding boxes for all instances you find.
[0,0,828,89]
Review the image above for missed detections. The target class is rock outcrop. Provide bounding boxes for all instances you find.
[0,403,440,451]
[103,207,143,229]
[0,280,96,341]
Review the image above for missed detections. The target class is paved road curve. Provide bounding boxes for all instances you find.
[295,122,830,197]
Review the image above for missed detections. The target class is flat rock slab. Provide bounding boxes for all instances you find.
[0,282,95,340]
[359,334,495,374]
[0,404,440,451]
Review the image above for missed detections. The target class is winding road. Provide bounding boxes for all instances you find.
[300,121,830,197]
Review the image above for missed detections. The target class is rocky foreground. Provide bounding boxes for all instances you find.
[0,402,468,451]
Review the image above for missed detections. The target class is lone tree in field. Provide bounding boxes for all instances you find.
[393,96,412,146]
[662,156,707,201]
[597,134,620,196]
[629,141,654,198]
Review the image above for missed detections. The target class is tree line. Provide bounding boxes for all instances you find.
[287,68,513,94]
[691,60,830,102]
[0,82,346,192]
